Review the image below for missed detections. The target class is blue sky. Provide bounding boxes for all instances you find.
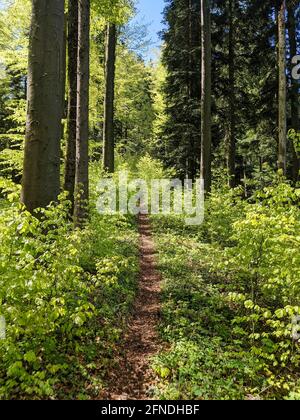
[132,0,166,59]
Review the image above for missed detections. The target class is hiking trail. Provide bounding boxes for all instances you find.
[100,214,162,400]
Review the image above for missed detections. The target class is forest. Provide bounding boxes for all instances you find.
[0,0,299,401]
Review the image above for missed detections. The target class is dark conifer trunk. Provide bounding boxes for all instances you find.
[200,0,212,192]
[278,0,287,175]
[227,0,237,187]
[287,3,299,182]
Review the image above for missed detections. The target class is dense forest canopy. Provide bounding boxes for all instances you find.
[0,0,299,401]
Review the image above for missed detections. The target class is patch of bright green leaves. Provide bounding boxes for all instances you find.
[0,186,138,399]
[152,182,300,400]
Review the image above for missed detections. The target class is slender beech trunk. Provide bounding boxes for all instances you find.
[21,0,65,212]
[227,0,236,187]
[278,0,287,175]
[103,23,117,173]
[200,0,212,192]
[74,0,90,226]
[287,3,300,182]
[64,0,78,211]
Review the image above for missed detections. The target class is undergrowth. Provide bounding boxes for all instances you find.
[152,182,300,400]
[0,172,139,400]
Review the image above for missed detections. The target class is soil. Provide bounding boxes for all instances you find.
[99,214,162,400]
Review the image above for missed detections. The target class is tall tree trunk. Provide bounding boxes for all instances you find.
[227,0,236,188]
[187,0,194,180]
[103,23,117,173]
[278,0,287,175]
[287,2,300,182]
[187,0,192,179]
[64,0,78,211]
[74,0,90,226]
[21,0,65,212]
[200,0,212,192]
[62,14,67,121]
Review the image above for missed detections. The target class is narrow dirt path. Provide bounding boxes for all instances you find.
[99,214,162,400]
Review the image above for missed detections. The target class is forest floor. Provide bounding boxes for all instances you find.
[99,214,163,400]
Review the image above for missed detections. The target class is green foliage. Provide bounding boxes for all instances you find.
[0,175,21,204]
[92,0,134,24]
[0,187,138,399]
[88,6,155,154]
[203,186,246,244]
[153,339,258,400]
[0,0,30,75]
[151,217,262,400]
[136,154,174,181]
[0,1,29,133]
[0,0,299,403]
[0,148,23,180]
[223,183,300,397]
[289,129,300,158]
[0,134,24,183]
[150,59,167,154]
[114,49,155,155]
[152,182,300,400]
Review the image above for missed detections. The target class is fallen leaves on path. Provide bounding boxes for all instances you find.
[99,214,162,400]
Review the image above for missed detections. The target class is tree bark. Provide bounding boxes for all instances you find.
[278,0,287,175]
[74,0,90,226]
[287,2,300,182]
[227,0,237,187]
[62,14,67,120]
[200,0,212,192]
[103,23,117,173]
[64,0,78,210]
[21,0,65,212]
